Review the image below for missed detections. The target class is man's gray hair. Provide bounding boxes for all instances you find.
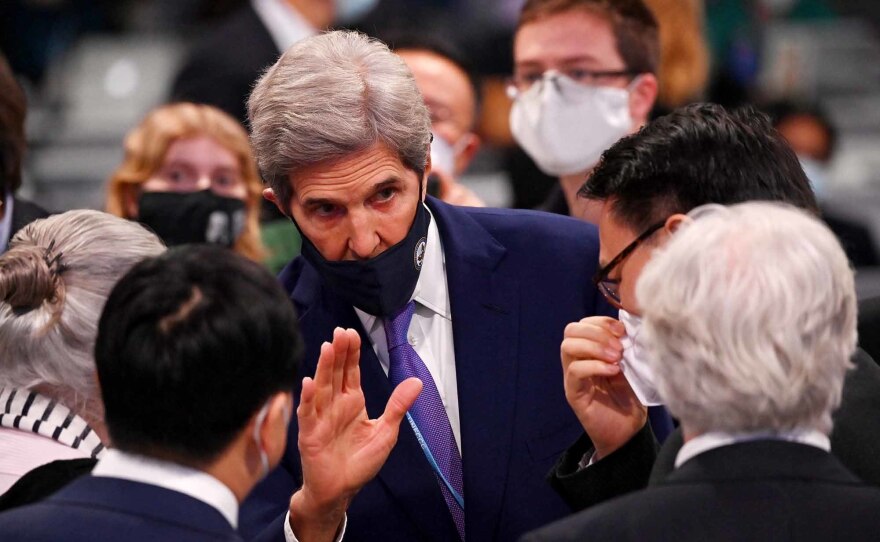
[637,202,857,436]
[0,210,165,412]
[248,30,432,208]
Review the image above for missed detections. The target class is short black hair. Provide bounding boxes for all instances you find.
[580,102,820,232]
[95,245,301,465]
[388,33,482,118]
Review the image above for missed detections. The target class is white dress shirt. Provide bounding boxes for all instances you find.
[354,206,461,452]
[675,428,832,469]
[250,0,317,53]
[92,449,239,529]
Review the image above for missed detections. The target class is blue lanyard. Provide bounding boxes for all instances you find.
[406,413,465,510]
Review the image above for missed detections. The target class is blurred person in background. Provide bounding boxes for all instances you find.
[549,103,880,512]
[0,52,49,253]
[106,103,272,265]
[524,202,880,542]
[393,35,485,207]
[509,0,659,222]
[0,245,421,541]
[768,100,879,267]
[0,210,164,497]
[642,0,710,114]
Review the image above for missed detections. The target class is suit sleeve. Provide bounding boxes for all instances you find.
[547,421,659,511]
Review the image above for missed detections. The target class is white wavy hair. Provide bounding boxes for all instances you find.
[248,30,432,208]
[0,210,165,413]
[636,202,857,435]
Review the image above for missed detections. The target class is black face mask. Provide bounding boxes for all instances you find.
[294,200,431,317]
[138,190,246,248]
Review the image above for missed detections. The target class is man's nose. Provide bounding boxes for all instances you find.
[347,211,381,260]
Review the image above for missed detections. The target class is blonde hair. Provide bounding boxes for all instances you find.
[644,0,710,108]
[106,103,266,262]
[0,210,165,415]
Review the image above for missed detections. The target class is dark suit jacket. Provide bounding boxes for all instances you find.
[523,440,880,542]
[240,197,616,542]
[550,347,880,511]
[0,458,97,512]
[0,475,242,541]
[170,3,280,126]
[7,196,49,246]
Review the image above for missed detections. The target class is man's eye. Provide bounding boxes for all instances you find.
[375,188,395,202]
[315,204,338,216]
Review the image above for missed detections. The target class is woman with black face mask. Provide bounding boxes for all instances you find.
[106,103,266,262]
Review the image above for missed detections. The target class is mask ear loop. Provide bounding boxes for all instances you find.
[253,400,271,478]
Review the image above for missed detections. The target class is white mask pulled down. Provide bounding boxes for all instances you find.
[509,72,634,176]
[430,133,463,177]
[618,309,663,407]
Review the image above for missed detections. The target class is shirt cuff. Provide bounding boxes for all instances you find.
[283,511,348,542]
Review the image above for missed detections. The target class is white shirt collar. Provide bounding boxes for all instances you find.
[92,449,239,528]
[355,204,450,330]
[675,428,831,469]
[250,0,318,53]
[0,192,14,253]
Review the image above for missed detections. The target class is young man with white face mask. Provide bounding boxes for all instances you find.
[510,0,660,223]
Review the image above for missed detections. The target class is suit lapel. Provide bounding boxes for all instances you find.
[430,199,520,540]
[292,264,458,541]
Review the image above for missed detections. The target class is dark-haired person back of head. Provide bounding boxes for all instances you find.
[0,245,419,542]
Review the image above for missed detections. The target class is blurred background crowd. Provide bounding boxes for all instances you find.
[4,0,880,282]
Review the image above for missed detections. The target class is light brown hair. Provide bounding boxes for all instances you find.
[106,103,265,262]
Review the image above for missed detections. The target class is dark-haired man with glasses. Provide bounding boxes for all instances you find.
[509,0,660,223]
[547,103,880,516]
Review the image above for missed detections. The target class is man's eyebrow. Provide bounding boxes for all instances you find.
[300,178,403,208]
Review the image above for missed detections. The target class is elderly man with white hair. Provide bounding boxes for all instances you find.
[522,201,880,541]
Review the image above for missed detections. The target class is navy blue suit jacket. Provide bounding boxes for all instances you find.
[0,475,241,541]
[241,198,615,541]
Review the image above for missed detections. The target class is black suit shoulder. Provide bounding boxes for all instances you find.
[170,4,279,124]
[9,197,50,241]
[526,442,880,542]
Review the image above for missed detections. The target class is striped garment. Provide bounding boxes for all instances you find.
[0,388,104,459]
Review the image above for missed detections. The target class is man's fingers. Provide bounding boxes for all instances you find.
[561,336,623,366]
[380,377,423,428]
[342,328,362,392]
[566,358,621,382]
[298,377,317,432]
[313,341,335,411]
[331,328,348,397]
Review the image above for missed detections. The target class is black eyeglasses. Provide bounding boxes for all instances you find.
[592,221,665,309]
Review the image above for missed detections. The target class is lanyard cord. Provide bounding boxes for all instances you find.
[405,412,465,510]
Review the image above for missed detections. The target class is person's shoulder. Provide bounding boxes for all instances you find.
[447,203,599,247]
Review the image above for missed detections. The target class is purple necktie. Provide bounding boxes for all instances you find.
[385,301,465,540]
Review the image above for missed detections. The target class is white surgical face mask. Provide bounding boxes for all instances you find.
[252,398,292,480]
[618,309,663,406]
[430,133,466,177]
[798,155,829,200]
[509,72,634,177]
[334,0,379,24]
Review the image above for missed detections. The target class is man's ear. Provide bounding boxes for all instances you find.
[628,73,659,129]
[664,213,691,236]
[256,391,293,468]
[263,188,287,216]
[454,132,482,175]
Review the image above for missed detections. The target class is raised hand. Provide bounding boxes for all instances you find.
[289,327,422,541]
[561,316,646,460]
